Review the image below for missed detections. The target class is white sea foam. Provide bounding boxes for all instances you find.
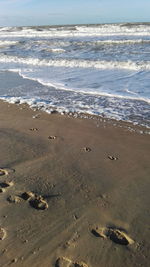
[92,39,150,45]
[0,24,150,38]
[0,40,18,46]
[0,54,150,71]
[8,69,148,105]
[0,27,12,31]
[31,39,150,47]
[45,48,66,53]
[0,95,150,132]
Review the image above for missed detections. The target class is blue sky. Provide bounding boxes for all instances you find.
[0,0,150,26]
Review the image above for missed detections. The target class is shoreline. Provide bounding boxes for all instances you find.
[1,97,150,135]
[0,100,150,266]
[0,68,149,130]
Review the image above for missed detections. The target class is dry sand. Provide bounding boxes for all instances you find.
[0,100,150,267]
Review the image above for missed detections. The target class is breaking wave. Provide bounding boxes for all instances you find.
[0,54,150,71]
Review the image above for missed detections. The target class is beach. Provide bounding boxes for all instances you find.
[0,21,150,267]
[0,100,150,267]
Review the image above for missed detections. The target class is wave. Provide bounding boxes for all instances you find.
[28,77,150,104]
[17,39,149,50]
[5,68,149,105]
[92,39,150,45]
[15,39,150,50]
[0,54,150,71]
[28,78,150,104]
[0,24,150,38]
[0,40,19,46]
[44,48,66,53]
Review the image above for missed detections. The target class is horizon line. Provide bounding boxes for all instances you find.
[0,21,150,28]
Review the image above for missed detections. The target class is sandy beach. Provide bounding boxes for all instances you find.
[0,100,150,267]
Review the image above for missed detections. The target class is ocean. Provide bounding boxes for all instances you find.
[0,23,150,127]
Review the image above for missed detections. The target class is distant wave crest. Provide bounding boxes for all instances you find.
[0,23,150,37]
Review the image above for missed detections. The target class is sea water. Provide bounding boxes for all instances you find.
[0,23,150,127]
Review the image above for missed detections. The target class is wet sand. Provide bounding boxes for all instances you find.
[0,100,150,267]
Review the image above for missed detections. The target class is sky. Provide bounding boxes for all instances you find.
[0,0,150,27]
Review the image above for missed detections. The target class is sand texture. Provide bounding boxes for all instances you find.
[0,100,150,267]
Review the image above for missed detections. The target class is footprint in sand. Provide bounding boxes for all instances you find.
[0,181,14,188]
[29,196,48,210]
[55,257,88,267]
[32,114,40,119]
[7,195,22,203]
[20,191,48,210]
[0,181,14,193]
[0,168,15,176]
[29,128,38,131]
[48,135,57,140]
[0,188,6,193]
[0,228,7,240]
[83,147,91,152]
[20,191,35,200]
[108,155,118,160]
[8,190,48,210]
[91,226,134,246]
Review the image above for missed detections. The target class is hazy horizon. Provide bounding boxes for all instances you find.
[0,0,150,27]
[1,21,150,29]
